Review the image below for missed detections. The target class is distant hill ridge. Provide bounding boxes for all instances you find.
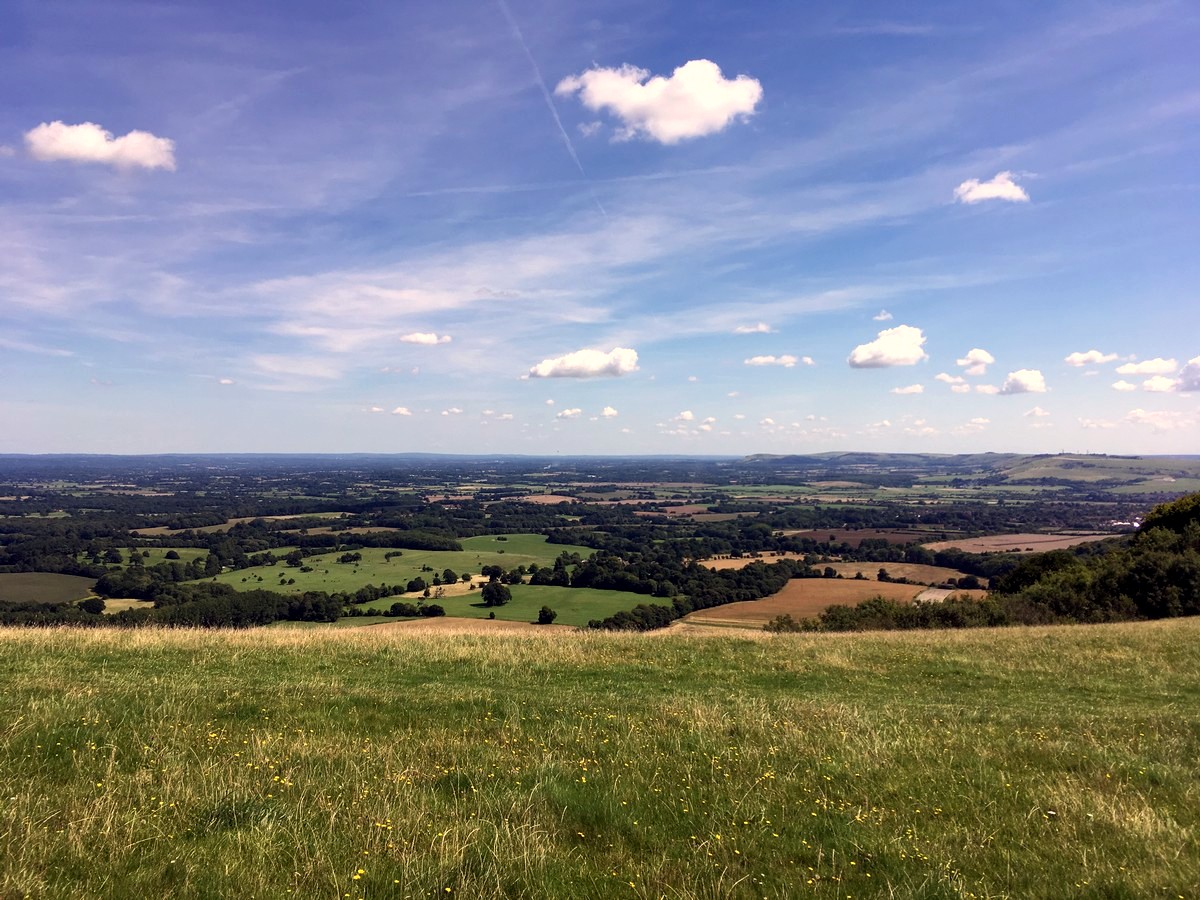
[741,452,1200,486]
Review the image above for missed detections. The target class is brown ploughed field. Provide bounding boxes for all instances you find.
[683,579,924,628]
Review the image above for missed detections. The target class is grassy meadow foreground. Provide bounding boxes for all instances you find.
[1,623,1198,899]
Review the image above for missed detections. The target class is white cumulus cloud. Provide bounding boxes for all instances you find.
[25,120,176,170]
[733,322,774,334]
[744,354,798,368]
[1064,349,1117,367]
[555,59,762,144]
[954,171,1029,204]
[847,325,928,368]
[399,332,451,345]
[1025,406,1050,417]
[1112,380,1137,392]
[1000,369,1047,394]
[676,410,695,421]
[527,347,639,378]
[391,406,412,416]
[1115,357,1177,376]
[956,348,994,376]
[1142,375,1178,392]
[556,408,582,419]
[873,309,893,321]
[600,406,619,418]
[1177,356,1200,392]
[935,373,965,385]
[891,384,924,395]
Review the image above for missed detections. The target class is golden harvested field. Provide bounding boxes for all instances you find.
[701,552,809,570]
[820,561,986,585]
[922,532,1114,553]
[659,504,711,515]
[521,494,578,504]
[100,598,155,614]
[684,578,923,628]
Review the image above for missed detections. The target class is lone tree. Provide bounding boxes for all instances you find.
[536,605,557,625]
[481,581,511,607]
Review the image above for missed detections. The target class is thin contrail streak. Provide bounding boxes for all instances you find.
[495,0,607,216]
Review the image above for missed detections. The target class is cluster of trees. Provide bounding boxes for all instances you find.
[341,601,445,619]
[0,598,109,626]
[774,493,1200,633]
[481,581,511,607]
[987,523,1199,622]
[766,596,1016,633]
[1,584,342,628]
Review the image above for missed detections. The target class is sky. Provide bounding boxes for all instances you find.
[1,0,1198,455]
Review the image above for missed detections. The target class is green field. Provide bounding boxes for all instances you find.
[0,572,96,604]
[85,547,211,569]
[1112,477,1200,495]
[361,583,646,627]
[202,534,594,595]
[1,620,1197,898]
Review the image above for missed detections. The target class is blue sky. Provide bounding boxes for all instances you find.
[1,0,1198,454]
